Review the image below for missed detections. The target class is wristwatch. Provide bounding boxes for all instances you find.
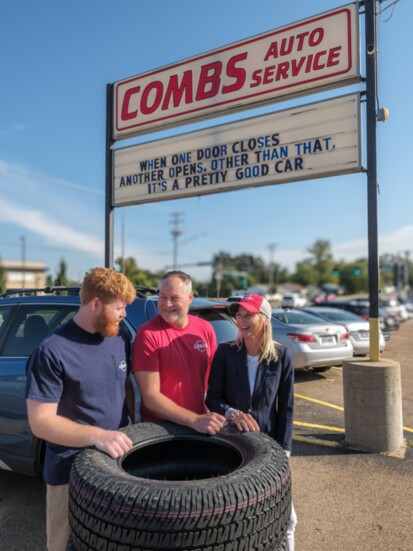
[228,409,243,423]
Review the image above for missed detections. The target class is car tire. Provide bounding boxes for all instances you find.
[66,534,289,551]
[66,535,77,550]
[69,421,292,550]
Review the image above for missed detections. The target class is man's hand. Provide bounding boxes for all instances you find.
[190,412,226,435]
[92,429,133,458]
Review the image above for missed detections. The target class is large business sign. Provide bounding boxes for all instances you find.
[113,93,361,206]
[113,3,359,140]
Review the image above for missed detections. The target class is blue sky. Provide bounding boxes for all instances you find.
[0,0,410,283]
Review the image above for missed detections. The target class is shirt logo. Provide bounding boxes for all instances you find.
[194,340,207,353]
[118,360,127,372]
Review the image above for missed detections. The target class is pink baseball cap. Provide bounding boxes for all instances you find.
[228,294,272,319]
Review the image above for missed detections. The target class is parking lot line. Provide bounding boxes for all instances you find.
[295,393,413,433]
[294,393,344,411]
[292,434,342,449]
[294,420,344,432]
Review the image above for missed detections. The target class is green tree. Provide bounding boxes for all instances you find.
[379,253,398,288]
[115,257,159,288]
[339,259,368,294]
[54,259,71,286]
[293,260,318,286]
[306,239,335,285]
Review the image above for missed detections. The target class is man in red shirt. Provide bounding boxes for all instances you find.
[132,270,225,434]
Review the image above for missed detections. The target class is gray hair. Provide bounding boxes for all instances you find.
[161,271,193,295]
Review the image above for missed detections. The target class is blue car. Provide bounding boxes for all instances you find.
[0,287,237,477]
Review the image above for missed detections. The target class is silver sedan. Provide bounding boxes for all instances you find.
[271,308,354,372]
[302,306,385,356]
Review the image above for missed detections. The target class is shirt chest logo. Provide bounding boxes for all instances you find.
[118,360,127,372]
[194,340,207,353]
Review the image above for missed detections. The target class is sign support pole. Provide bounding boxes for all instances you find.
[365,0,380,361]
[343,0,404,454]
[105,83,115,268]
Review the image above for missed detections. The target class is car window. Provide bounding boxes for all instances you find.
[273,310,324,325]
[314,309,360,322]
[1,304,78,357]
[0,305,14,338]
[190,309,238,343]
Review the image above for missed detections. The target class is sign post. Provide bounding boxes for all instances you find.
[365,0,380,360]
[105,84,115,268]
[342,0,404,455]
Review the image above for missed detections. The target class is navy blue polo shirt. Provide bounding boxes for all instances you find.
[25,319,131,485]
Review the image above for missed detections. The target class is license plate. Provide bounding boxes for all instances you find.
[321,336,335,345]
[359,331,369,339]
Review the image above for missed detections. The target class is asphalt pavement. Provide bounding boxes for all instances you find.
[291,318,413,551]
[0,321,412,551]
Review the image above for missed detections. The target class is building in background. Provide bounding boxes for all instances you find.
[0,260,47,290]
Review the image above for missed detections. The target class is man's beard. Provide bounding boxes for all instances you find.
[95,307,120,337]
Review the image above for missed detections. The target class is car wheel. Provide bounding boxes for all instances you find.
[66,535,77,550]
[69,421,292,550]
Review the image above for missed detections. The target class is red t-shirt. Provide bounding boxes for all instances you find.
[132,315,217,421]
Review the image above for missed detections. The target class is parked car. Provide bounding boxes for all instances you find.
[313,300,397,339]
[397,296,413,318]
[281,293,307,309]
[271,308,353,373]
[0,286,238,477]
[379,297,409,322]
[302,306,385,356]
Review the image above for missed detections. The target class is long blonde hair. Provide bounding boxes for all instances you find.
[232,313,279,363]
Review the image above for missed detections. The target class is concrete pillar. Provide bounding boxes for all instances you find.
[342,359,404,453]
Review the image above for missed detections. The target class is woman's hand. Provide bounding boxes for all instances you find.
[231,411,260,432]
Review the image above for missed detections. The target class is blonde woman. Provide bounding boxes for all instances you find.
[206,294,297,551]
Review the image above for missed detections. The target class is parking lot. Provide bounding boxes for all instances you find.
[292,318,413,551]
[0,320,412,550]
[293,317,413,446]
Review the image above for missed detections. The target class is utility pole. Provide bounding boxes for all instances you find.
[20,236,26,289]
[170,212,184,269]
[268,243,277,293]
[215,256,224,298]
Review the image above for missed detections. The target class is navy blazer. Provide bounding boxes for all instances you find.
[206,342,294,451]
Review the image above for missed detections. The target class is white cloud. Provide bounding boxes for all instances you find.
[1,157,411,282]
[0,160,103,197]
[0,197,103,256]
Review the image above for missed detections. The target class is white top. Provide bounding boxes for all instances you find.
[247,353,260,396]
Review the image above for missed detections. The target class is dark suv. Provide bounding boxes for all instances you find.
[0,287,237,477]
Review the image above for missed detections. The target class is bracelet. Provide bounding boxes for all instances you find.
[228,409,243,423]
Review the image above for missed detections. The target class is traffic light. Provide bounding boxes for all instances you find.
[353,267,361,276]
[332,266,340,276]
